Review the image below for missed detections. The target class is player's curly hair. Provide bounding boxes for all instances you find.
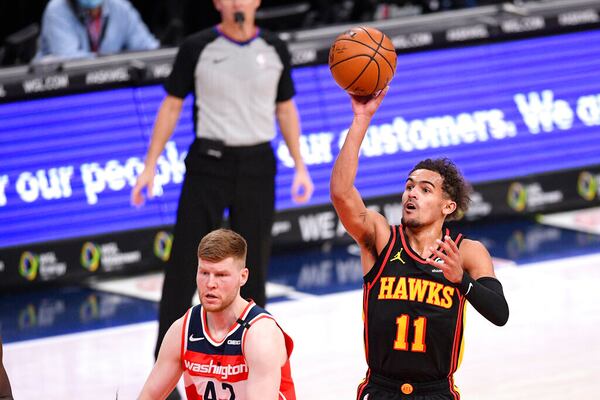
[410,158,471,221]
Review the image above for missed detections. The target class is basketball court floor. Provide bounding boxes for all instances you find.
[2,208,600,399]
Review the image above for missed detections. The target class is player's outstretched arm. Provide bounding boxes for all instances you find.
[138,317,185,400]
[245,318,287,400]
[330,90,390,272]
[428,238,509,326]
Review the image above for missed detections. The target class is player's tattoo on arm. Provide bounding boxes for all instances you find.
[359,210,368,223]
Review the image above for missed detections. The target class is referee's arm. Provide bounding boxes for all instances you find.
[276,99,313,203]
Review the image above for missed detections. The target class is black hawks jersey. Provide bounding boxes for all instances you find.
[363,224,466,385]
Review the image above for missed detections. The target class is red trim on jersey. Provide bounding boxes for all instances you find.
[362,286,369,360]
[448,231,465,377]
[280,323,295,357]
[241,314,273,356]
[202,301,254,344]
[356,369,371,400]
[448,284,463,400]
[180,308,191,366]
[398,225,428,262]
[449,295,466,375]
[279,356,296,400]
[367,226,398,291]
[239,313,297,400]
[448,374,461,399]
[454,233,463,246]
[240,313,295,361]
[363,226,397,362]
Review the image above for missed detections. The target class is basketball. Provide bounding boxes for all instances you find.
[329,26,397,96]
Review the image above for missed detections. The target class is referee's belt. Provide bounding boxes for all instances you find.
[195,138,272,158]
[370,372,451,395]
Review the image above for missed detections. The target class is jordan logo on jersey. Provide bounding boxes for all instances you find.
[390,249,405,264]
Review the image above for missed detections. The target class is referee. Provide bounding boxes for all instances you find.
[131,0,313,393]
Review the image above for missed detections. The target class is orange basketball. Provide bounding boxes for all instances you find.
[329,26,397,96]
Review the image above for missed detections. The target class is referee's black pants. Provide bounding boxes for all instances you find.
[155,139,276,358]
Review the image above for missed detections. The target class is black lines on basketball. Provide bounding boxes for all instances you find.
[329,52,373,70]
[358,26,396,52]
[358,26,382,47]
[343,56,377,93]
[329,27,397,96]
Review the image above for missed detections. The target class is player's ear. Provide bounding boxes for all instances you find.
[240,267,249,286]
[442,199,457,217]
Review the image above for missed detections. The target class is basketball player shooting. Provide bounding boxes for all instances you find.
[330,86,509,399]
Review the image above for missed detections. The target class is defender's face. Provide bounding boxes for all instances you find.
[196,257,248,312]
[402,169,455,228]
[213,0,261,23]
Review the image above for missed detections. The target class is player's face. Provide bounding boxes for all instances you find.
[402,169,456,228]
[213,0,261,23]
[196,257,248,313]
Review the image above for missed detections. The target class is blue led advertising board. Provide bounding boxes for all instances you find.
[1,29,600,249]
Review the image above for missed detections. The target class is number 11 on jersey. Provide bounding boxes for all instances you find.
[394,315,427,352]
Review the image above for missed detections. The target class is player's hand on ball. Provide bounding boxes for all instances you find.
[350,86,389,119]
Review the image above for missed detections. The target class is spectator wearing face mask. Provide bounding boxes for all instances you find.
[37,0,159,60]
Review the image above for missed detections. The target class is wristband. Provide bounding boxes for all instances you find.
[457,272,476,296]
[455,273,509,326]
